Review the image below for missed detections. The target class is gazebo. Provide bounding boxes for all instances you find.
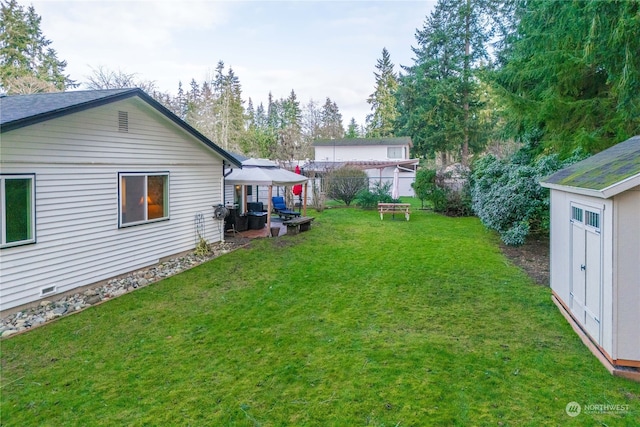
[225,159,309,231]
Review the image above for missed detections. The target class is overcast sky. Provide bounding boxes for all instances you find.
[29,0,435,126]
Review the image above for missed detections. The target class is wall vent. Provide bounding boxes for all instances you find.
[118,111,129,132]
[41,285,57,296]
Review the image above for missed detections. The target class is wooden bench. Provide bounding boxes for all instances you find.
[378,203,411,221]
[283,216,315,234]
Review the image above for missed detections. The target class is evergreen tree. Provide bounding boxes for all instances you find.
[223,66,245,152]
[274,89,303,161]
[396,0,494,165]
[0,0,76,93]
[175,81,187,119]
[255,102,268,129]
[239,98,276,158]
[282,89,302,128]
[491,0,640,155]
[245,97,255,129]
[346,118,360,138]
[267,92,279,130]
[320,97,345,139]
[366,47,399,137]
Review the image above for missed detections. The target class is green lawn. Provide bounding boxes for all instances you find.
[2,203,639,426]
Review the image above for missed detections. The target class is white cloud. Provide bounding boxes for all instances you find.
[27,0,435,127]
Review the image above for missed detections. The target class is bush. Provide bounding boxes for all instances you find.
[356,181,394,209]
[413,167,472,216]
[412,168,437,209]
[436,185,473,217]
[470,147,586,245]
[325,167,369,206]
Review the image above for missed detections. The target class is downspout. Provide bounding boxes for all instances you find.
[222,160,234,207]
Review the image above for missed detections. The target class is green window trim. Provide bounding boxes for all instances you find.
[1,174,36,248]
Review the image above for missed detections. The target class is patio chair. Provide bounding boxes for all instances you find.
[272,196,301,220]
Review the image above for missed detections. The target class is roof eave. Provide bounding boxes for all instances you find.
[540,182,606,198]
[600,173,640,198]
[1,88,242,168]
[1,89,140,133]
[541,172,640,199]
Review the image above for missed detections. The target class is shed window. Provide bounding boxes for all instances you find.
[586,210,600,229]
[571,206,583,223]
[119,172,169,227]
[1,175,36,248]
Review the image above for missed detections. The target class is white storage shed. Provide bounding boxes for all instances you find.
[540,136,640,380]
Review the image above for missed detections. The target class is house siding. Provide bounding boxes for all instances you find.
[313,142,415,198]
[315,144,408,162]
[0,98,224,311]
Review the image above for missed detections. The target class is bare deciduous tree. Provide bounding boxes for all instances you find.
[85,65,156,93]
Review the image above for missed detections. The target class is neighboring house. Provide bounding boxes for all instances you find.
[307,137,418,197]
[540,136,640,381]
[0,88,240,313]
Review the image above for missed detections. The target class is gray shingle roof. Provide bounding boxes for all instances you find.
[0,88,241,167]
[1,88,135,129]
[541,135,640,198]
[313,137,412,147]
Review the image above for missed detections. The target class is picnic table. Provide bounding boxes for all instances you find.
[378,203,411,221]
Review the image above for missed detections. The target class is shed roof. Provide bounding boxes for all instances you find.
[313,137,412,147]
[540,136,640,198]
[0,88,241,167]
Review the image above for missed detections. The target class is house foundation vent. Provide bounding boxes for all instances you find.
[40,285,57,296]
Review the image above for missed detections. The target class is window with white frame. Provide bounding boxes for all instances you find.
[387,147,403,159]
[1,174,36,248]
[119,172,169,227]
[571,206,583,222]
[585,210,600,229]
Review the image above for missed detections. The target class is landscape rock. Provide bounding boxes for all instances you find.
[85,295,102,305]
[0,240,243,338]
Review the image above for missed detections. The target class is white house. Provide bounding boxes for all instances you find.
[0,88,240,313]
[308,137,419,197]
[540,136,640,381]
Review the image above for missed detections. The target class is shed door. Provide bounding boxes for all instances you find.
[570,205,602,344]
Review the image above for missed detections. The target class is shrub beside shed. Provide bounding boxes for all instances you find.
[540,136,640,380]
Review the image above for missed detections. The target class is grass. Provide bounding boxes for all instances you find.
[2,201,640,426]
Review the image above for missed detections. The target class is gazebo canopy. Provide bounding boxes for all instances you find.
[226,158,307,186]
[225,159,309,230]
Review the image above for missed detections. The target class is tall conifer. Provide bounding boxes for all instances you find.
[366,47,398,137]
[0,0,75,92]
